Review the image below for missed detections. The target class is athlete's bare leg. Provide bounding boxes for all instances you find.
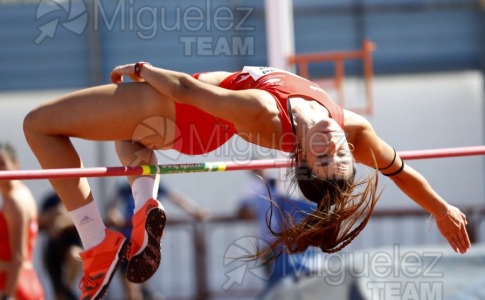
[23,82,175,210]
[115,140,160,187]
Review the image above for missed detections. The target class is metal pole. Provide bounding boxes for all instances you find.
[3,145,485,180]
[264,0,295,71]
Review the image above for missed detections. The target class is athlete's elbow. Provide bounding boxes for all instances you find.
[171,73,197,104]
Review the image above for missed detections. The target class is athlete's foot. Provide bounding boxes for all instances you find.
[126,198,166,283]
[78,229,128,300]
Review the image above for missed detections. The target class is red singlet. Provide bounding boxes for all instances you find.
[173,66,344,155]
[0,211,45,300]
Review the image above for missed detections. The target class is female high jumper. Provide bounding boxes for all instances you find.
[23,63,470,299]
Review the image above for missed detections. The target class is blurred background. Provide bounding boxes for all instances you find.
[0,0,484,299]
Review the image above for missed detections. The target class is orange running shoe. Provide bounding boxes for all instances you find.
[78,229,128,300]
[126,198,166,283]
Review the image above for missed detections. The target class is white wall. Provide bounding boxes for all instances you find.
[368,71,485,210]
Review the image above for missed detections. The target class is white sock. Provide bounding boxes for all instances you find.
[69,201,107,250]
[132,177,158,213]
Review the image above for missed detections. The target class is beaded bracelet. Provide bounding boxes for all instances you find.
[434,206,450,221]
[427,206,450,230]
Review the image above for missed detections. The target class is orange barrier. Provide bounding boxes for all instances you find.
[288,39,376,115]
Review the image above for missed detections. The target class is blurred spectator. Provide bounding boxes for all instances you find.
[237,170,324,297]
[105,179,209,300]
[0,142,45,300]
[38,192,82,300]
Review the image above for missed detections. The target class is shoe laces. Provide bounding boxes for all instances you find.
[79,273,98,290]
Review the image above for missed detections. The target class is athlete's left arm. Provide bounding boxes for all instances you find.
[110,63,281,136]
[345,110,470,254]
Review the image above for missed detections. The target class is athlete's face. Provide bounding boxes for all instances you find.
[304,119,353,180]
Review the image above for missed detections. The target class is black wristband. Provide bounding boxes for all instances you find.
[381,157,405,177]
[378,148,397,171]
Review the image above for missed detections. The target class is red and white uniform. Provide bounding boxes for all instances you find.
[173,66,344,155]
[0,211,45,300]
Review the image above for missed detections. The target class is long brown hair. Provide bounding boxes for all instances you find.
[257,152,380,261]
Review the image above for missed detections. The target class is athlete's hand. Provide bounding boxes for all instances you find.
[110,64,144,84]
[435,205,470,254]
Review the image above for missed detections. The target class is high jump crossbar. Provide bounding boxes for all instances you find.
[1,145,485,180]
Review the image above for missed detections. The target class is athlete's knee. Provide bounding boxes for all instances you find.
[23,108,40,139]
[23,105,52,139]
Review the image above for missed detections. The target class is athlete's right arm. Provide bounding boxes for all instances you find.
[194,71,233,86]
